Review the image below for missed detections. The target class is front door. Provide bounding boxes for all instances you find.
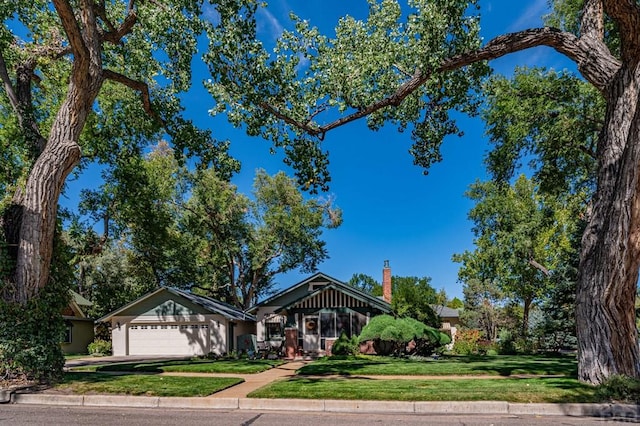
[303,315,319,351]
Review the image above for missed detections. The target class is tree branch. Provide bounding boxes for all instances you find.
[580,0,605,41]
[528,258,551,277]
[103,69,163,124]
[52,0,88,60]
[101,10,137,45]
[263,28,620,138]
[604,0,640,64]
[0,51,20,114]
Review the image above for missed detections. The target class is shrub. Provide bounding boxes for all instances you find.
[87,339,112,356]
[596,375,640,403]
[358,315,450,357]
[452,328,481,355]
[0,274,68,384]
[331,331,359,356]
[497,329,517,355]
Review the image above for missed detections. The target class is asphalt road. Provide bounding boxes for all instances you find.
[0,405,621,426]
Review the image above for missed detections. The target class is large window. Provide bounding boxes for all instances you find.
[320,313,335,338]
[317,311,369,339]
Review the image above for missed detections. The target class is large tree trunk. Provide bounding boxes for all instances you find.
[577,65,640,385]
[8,0,105,304]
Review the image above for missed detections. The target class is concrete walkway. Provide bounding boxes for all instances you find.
[208,361,308,398]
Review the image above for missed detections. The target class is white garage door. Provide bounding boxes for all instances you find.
[128,324,210,356]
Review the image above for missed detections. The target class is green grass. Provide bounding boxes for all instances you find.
[63,353,90,360]
[248,377,597,403]
[57,372,243,397]
[90,358,284,374]
[297,354,577,377]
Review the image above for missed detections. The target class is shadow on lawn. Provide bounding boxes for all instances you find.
[297,356,392,376]
[463,355,578,377]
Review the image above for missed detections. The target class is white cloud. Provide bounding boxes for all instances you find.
[257,7,285,40]
[507,0,549,32]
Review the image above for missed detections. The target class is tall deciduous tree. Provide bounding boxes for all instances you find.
[347,273,382,296]
[455,175,577,336]
[0,1,231,381]
[391,275,439,328]
[206,0,638,384]
[184,169,343,309]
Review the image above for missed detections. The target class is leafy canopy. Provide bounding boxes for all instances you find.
[206,0,488,191]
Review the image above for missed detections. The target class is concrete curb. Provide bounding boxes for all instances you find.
[8,393,640,418]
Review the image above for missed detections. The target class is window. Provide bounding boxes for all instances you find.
[130,325,138,330]
[140,325,148,330]
[320,312,335,338]
[351,312,367,336]
[150,325,158,329]
[336,313,351,337]
[160,325,168,329]
[63,324,72,344]
[170,325,178,329]
[200,325,209,329]
[266,322,283,339]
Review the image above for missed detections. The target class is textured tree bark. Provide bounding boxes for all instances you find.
[576,65,640,385]
[9,0,106,304]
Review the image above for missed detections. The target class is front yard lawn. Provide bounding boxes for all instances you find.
[248,377,597,403]
[83,358,284,374]
[297,354,577,377]
[56,372,243,397]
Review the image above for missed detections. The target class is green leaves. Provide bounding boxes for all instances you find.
[482,67,601,196]
[205,0,488,190]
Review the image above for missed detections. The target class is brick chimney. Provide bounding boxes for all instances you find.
[382,260,391,303]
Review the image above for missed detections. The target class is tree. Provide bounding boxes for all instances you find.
[0,1,231,381]
[207,0,640,383]
[347,273,382,296]
[447,297,464,310]
[455,175,577,337]
[183,169,342,309]
[457,277,505,341]
[390,276,439,328]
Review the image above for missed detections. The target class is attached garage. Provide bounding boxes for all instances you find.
[127,323,210,356]
[98,287,256,357]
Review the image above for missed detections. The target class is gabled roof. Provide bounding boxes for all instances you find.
[71,290,93,307]
[67,290,93,318]
[97,287,255,323]
[431,305,460,318]
[275,282,391,314]
[248,271,391,313]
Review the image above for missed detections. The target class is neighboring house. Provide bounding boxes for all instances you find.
[247,271,393,357]
[98,287,256,357]
[431,304,461,345]
[61,290,95,354]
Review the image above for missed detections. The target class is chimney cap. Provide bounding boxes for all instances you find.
[383,260,390,268]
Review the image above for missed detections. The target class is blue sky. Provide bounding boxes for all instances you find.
[58,0,571,300]
[188,0,572,300]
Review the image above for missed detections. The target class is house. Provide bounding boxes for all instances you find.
[97,287,256,357]
[61,290,95,354]
[247,267,393,357]
[431,304,461,345]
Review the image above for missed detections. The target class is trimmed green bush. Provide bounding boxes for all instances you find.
[358,315,450,357]
[331,331,359,356]
[88,339,112,356]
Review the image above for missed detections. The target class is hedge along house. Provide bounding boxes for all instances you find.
[98,287,256,357]
[248,265,393,357]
